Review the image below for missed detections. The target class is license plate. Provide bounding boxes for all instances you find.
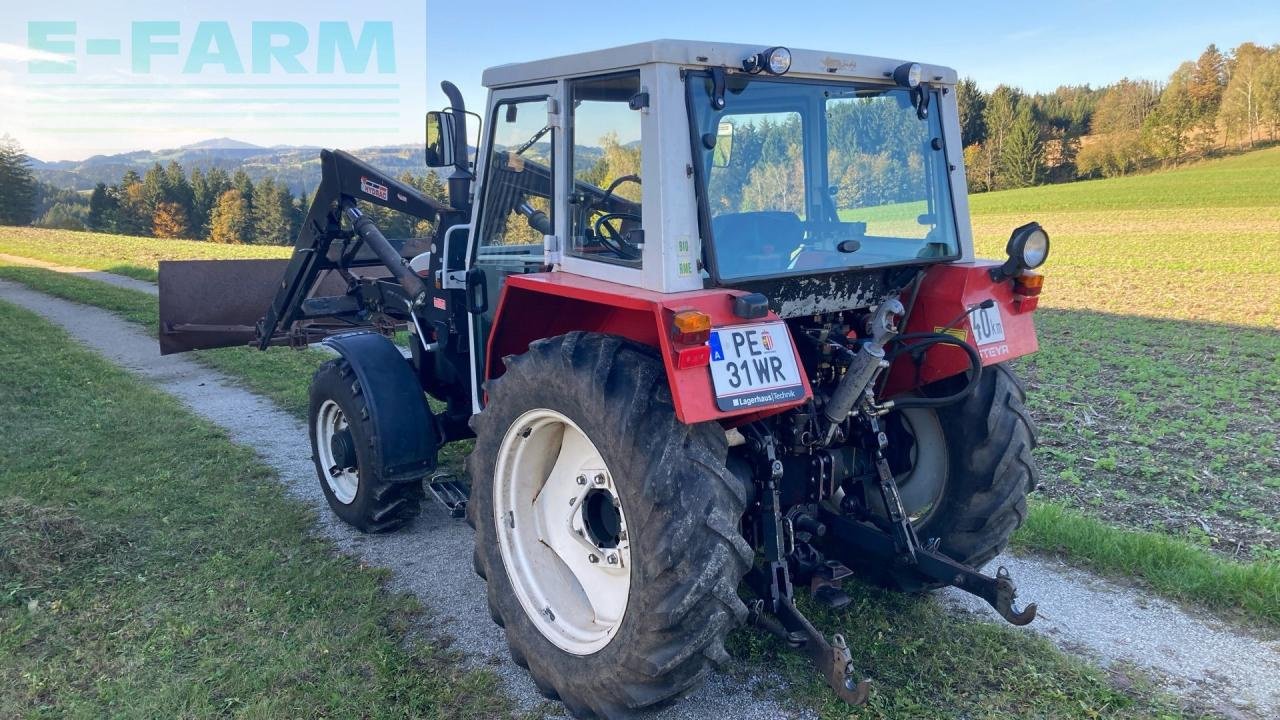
[707,322,805,412]
[971,304,1006,345]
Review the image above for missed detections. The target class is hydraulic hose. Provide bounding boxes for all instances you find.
[885,332,983,409]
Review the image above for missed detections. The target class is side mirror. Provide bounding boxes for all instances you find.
[425,111,456,168]
[712,121,734,168]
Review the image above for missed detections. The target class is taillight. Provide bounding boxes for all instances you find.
[675,345,711,369]
[1014,271,1044,311]
[1014,271,1044,296]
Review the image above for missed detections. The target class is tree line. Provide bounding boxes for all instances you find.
[0,135,447,244]
[2,40,1278,231]
[958,42,1280,191]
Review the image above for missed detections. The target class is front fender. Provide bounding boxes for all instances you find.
[322,331,438,480]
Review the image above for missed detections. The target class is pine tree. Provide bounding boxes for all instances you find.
[141,162,167,216]
[251,179,297,245]
[232,170,255,209]
[999,104,1043,188]
[1189,44,1228,147]
[191,167,231,239]
[955,77,987,146]
[981,86,1020,162]
[114,173,151,236]
[0,134,38,226]
[87,182,117,231]
[163,161,195,221]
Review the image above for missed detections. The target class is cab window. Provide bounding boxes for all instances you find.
[568,71,644,268]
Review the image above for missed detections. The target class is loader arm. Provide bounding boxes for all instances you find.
[255,149,455,349]
[158,149,459,355]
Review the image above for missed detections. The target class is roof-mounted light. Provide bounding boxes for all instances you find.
[743,46,791,75]
[892,62,922,88]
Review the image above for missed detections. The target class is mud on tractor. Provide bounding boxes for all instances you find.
[159,41,1050,717]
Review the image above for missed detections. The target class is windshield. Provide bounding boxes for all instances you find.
[688,73,960,282]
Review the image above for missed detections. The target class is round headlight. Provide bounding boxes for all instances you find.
[766,47,791,75]
[1020,227,1050,268]
[893,62,922,88]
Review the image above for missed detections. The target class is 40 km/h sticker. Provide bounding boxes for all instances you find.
[707,322,805,412]
[970,304,1006,345]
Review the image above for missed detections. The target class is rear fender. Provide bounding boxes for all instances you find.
[882,261,1039,397]
[322,331,438,481]
[486,273,812,425]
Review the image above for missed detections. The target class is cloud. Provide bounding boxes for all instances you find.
[0,42,72,65]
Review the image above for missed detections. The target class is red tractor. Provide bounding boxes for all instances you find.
[160,40,1048,718]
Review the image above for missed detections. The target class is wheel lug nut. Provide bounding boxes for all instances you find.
[576,475,587,485]
[607,553,618,565]
[588,554,599,564]
[593,473,606,486]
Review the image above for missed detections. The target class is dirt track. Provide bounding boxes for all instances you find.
[1,271,1277,719]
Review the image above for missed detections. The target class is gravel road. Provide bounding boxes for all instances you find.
[1,273,1277,719]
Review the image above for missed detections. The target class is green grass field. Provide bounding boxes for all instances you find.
[0,227,289,283]
[0,301,505,719]
[0,146,1277,714]
[968,149,1279,569]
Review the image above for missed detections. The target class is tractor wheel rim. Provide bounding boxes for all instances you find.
[894,406,949,524]
[315,399,359,505]
[493,408,631,655]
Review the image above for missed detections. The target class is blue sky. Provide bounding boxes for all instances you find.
[1,0,1277,161]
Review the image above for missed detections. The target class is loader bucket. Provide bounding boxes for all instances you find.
[158,259,293,355]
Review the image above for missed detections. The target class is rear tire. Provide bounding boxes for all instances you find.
[308,358,423,533]
[873,362,1039,591]
[467,333,751,719]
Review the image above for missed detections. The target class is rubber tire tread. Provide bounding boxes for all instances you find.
[466,332,751,719]
[308,357,424,533]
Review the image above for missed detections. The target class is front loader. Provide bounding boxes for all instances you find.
[159,40,1050,717]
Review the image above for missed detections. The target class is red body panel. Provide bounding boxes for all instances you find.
[882,261,1039,397]
[487,273,812,425]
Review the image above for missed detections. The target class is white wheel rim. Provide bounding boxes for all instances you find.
[315,399,359,505]
[894,406,949,523]
[493,408,631,655]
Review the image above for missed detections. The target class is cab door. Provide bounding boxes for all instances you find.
[464,84,560,411]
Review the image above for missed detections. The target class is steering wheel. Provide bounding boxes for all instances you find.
[593,212,643,260]
[591,174,643,259]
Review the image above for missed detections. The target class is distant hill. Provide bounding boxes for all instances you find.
[28,139,444,196]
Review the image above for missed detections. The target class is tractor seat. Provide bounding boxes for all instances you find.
[711,211,803,278]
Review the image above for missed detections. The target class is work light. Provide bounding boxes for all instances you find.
[744,46,791,75]
[893,62,922,88]
[991,222,1051,280]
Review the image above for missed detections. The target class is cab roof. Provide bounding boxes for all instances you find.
[481,39,958,89]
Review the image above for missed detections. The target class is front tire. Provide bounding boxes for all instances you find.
[308,358,424,533]
[467,333,751,719]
